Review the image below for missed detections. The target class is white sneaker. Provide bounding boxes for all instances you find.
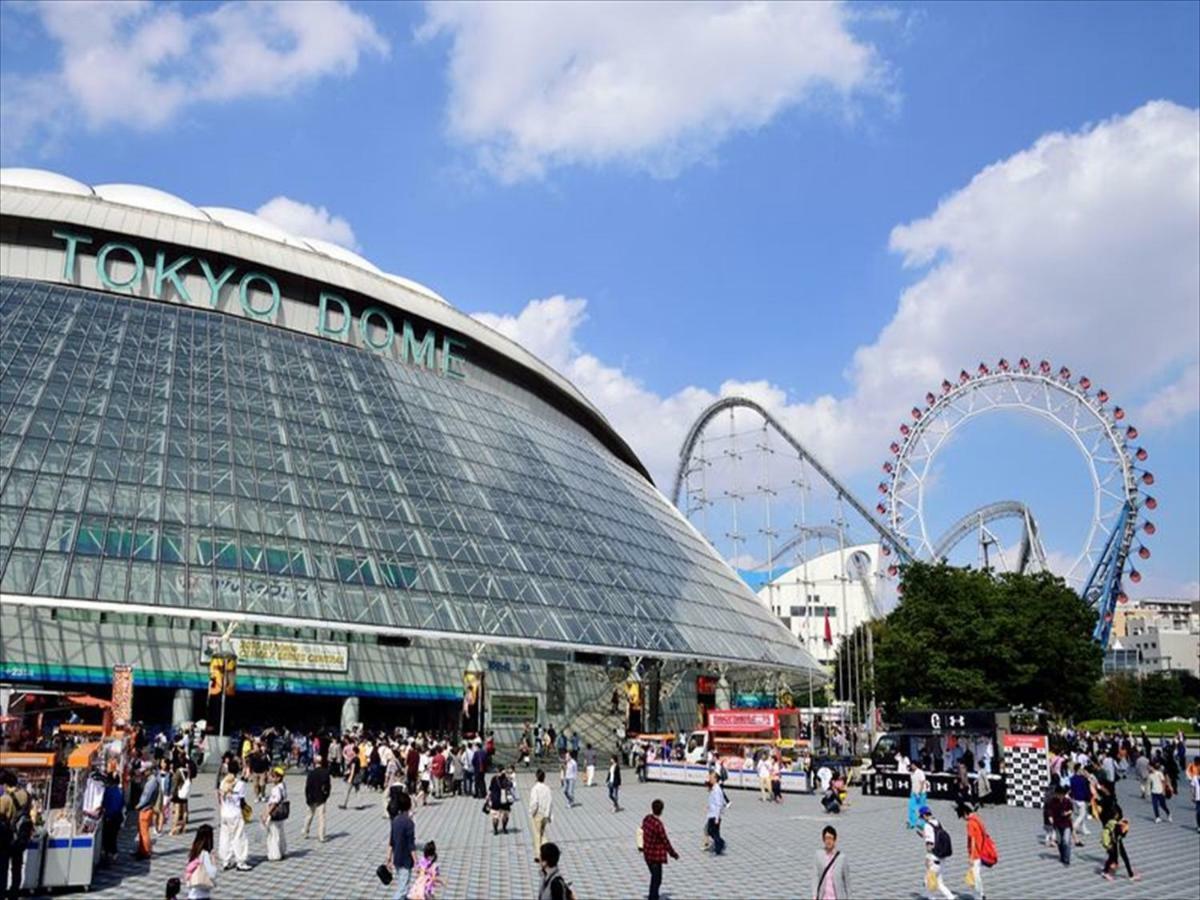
[1154,816,1161,823]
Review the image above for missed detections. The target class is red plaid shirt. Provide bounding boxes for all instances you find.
[640,814,677,864]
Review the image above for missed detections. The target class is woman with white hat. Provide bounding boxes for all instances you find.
[263,766,290,861]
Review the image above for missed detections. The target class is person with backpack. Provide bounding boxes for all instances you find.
[537,842,574,900]
[1100,812,1140,882]
[261,767,289,861]
[811,825,851,899]
[959,804,996,900]
[639,799,678,900]
[0,769,35,899]
[917,806,954,900]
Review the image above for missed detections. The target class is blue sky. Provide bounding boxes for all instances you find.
[2,1,1197,599]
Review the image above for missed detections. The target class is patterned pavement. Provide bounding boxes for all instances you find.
[83,768,1199,899]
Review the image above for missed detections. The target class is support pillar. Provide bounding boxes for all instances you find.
[171,688,194,730]
[341,696,360,734]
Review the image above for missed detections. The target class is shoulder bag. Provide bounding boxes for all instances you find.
[816,850,839,899]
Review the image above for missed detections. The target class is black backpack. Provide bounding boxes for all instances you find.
[932,821,953,859]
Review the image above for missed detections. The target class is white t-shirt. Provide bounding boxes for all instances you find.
[896,754,911,773]
[910,767,927,795]
[268,781,286,808]
[565,757,578,780]
[419,754,431,779]
[757,759,771,779]
[816,766,833,791]
[220,779,246,817]
[1148,770,1165,794]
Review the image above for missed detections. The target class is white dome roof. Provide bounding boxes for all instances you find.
[199,206,312,249]
[0,168,93,196]
[93,183,209,221]
[302,236,382,274]
[1,168,449,304]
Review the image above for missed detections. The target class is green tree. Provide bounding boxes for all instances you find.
[864,562,1102,718]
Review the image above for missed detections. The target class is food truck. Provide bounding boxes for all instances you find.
[645,708,812,792]
[859,708,1018,803]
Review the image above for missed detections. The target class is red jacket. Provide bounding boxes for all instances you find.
[640,814,678,865]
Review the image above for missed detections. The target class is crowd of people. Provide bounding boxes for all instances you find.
[2,713,1195,900]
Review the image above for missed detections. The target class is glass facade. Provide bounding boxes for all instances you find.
[0,277,808,668]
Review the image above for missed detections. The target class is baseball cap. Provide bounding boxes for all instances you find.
[919,806,932,817]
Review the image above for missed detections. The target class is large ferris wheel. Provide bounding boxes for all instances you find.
[878,357,1156,646]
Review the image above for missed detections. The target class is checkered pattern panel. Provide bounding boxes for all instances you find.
[1003,744,1048,808]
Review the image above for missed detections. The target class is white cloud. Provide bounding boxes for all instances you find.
[255,196,359,250]
[473,102,1200,495]
[1140,363,1200,429]
[1,0,386,154]
[419,1,887,181]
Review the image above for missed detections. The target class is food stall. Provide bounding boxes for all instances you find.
[860,708,1013,803]
[0,691,121,892]
[37,741,109,891]
[645,708,812,792]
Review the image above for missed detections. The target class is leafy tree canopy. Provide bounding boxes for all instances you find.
[862,562,1102,718]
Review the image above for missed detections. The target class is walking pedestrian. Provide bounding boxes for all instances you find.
[386,791,416,900]
[217,771,251,871]
[917,806,954,900]
[1189,756,1200,833]
[409,841,443,900]
[563,751,578,807]
[1149,761,1172,823]
[488,768,513,835]
[303,755,331,842]
[959,803,996,900]
[262,767,289,861]
[584,744,597,787]
[1101,813,1140,882]
[757,752,772,802]
[639,799,679,900]
[341,752,362,810]
[1068,764,1091,843]
[537,842,572,900]
[770,754,783,803]
[811,825,851,900]
[606,755,622,812]
[1046,784,1074,865]
[705,772,728,855]
[908,761,928,830]
[183,825,219,900]
[529,769,553,863]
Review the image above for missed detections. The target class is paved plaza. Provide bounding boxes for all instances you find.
[84,768,1199,900]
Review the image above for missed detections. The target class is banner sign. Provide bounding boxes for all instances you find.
[899,709,998,733]
[199,635,348,673]
[490,694,538,724]
[1003,733,1048,751]
[707,710,777,731]
[111,665,134,725]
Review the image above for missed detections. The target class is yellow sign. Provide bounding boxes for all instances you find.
[200,635,348,673]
